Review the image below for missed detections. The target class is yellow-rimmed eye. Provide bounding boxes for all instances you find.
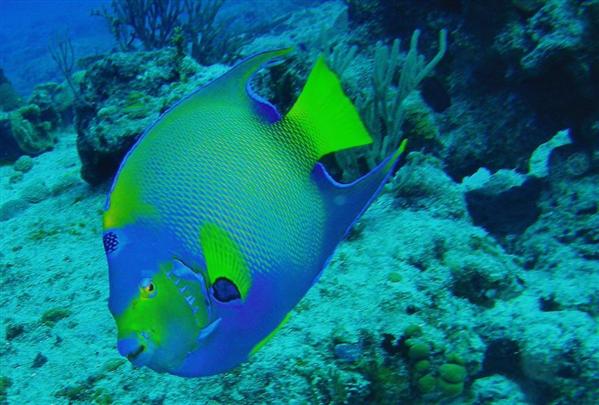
[139,278,157,299]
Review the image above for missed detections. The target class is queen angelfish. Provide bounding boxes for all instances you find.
[102,48,406,377]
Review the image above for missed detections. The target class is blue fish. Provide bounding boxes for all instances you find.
[103,49,406,377]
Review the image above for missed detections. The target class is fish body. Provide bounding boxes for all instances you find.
[103,49,405,377]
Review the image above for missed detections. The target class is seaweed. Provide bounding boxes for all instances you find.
[40,307,72,326]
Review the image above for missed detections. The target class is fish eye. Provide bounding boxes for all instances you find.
[140,278,157,298]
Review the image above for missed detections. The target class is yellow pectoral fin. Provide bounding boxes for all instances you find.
[199,223,252,300]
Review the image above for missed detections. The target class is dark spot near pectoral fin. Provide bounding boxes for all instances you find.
[212,278,241,302]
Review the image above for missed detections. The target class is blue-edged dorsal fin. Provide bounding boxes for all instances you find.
[185,48,292,122]
[314,140,408,253]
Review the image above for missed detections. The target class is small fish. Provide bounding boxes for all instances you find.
[103,49,406,377]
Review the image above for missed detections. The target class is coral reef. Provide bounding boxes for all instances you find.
[94,0,244,65]
[334,28,447,180]
[388,152,467,220]
[0,1,597,403]
[13,156,34,173]
[0,105,56,160]
[0,79,72,162]
[74,47,225,184]
[0,68,22,112]
[0,115,24,162]
[463,169,543,236]
[28,82,74,130]
[342,0,598,179]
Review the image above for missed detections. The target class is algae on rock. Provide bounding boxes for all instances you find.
[74,47,222,184]
[0,106,56,160]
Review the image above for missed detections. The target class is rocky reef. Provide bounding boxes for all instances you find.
[0,78,74,161]
[0,68,22,112]
[340,0,599,180]
[1,0,597,404]
[73,47,228,184]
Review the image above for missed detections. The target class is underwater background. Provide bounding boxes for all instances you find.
[0,0,598,403]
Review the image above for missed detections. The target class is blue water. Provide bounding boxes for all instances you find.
[1,0,597,404]
[0,0,112,95]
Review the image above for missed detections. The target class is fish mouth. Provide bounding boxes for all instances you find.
[126,344,145,361]
[118,337,150,366]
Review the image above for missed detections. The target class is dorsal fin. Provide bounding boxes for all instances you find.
[183,48,292,120]
[282,56,373,162]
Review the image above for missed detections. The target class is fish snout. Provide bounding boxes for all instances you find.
[118,336,151,366]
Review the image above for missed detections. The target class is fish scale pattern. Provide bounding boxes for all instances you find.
[115,100,327,281]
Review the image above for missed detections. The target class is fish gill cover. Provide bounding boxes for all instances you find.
[0,0,598,404]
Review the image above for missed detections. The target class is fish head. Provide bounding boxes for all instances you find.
[103,227,217,374]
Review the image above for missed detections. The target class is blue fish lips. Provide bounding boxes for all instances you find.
[117,335,154,368]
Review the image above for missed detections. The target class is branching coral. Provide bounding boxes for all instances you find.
[183,0,243,65]
[94,0,243,65]
[48,32,79,100]
[335,29,447,180]
[94,0,183,50]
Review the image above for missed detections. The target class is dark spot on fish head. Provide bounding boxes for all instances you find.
[103,231,119,254]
